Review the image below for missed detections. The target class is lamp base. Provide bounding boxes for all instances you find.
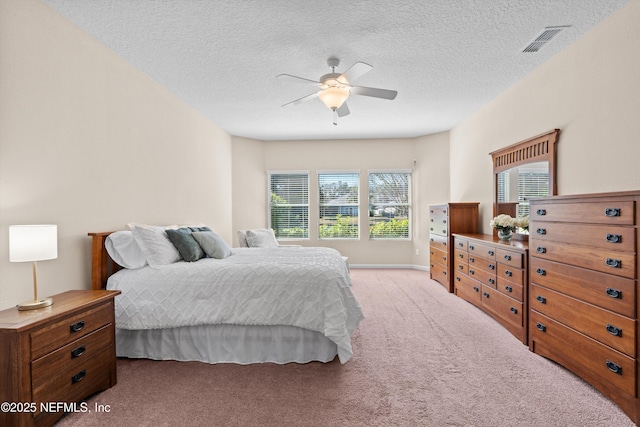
[17,297,53,311]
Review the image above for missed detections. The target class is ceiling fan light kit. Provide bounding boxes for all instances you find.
[278,58,397,125]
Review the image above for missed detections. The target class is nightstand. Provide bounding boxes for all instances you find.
[0,290,120,427]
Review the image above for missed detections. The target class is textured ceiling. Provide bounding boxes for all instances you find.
[42,0,629,141]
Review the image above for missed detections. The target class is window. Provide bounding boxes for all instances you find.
[268,172,309,239]
[517,168,549,218]
[368,171,411,239]
[318,172,359,239]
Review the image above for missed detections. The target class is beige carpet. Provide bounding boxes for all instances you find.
[56,269,633,426]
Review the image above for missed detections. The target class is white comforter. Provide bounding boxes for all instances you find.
[107,247,364,363]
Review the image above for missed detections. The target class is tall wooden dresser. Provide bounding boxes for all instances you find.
[529,191,639,424]
[429,203,479,292]
[452,234,529,344]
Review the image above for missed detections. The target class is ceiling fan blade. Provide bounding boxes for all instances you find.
[350,85,398,100]
[276,74,321,85]
[281,91,319,107]
[338,62,373,84]
[336,102,350,117]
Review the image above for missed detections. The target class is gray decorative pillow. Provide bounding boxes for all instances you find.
[165,228,205,262]
[245,228,279,248]
[237,230,248,248]
[192,231,232,259]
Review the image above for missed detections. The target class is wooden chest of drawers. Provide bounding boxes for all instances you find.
[453,234,529,344]
[0,290,120,427]
[529,191,640,424]
[429,203,479,292]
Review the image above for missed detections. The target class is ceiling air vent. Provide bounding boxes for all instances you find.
[522,25,571,53]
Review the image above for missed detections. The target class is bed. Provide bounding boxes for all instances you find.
[88,229,364,365]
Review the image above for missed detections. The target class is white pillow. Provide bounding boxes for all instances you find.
[130,224,181,266]
[105,231,148,269]
[245,228,279,248]
[237,230,248,248]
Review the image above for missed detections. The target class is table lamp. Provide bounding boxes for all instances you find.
[9,224,57,310]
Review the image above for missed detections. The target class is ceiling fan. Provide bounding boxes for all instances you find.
[277,58,398,125]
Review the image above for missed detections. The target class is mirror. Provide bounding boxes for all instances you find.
[490,129,559,238]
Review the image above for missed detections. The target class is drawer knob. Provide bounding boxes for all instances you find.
[536,228,546,235]
[536,209,547,216]
[469,269,475,275]
[441,229,446,234]
[458,242,463,247]
[473,286,479,292]
[505,285,513,293]
[469,257,475,262]
[606,324,622,337]
[70,320,85,333]
[469,245,474,250]
[606,360,622,375]
[606,287,622,299]
[505,270,513,277]
[488,278,495,285]
[536,295,547,304]
[459,265,463,270]
[456,276,461,282]
[606,234,622,243]
[458,253,463,258]
[483,292,490,298]
[488,250,494,256]
[605,258,622,269]
[605,208,621,217]
[71,345,86,358]
[536,247,547,254]
[536,268,546,276]
[71,369,87,384]
[536,322,546,332]
[504,254,511,261]
[510,307,518,314]
[489,264,495,270]
[442,271,446,276]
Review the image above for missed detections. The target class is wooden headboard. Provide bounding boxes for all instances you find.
[88,232,122,290]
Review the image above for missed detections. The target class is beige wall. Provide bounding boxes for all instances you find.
[451,0,640,234]
[0,0,233,310]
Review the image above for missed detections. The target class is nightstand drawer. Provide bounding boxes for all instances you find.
[31,302,113,360]
[31,324,113,394]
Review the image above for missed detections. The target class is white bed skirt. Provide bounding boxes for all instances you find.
[115,324,339,365]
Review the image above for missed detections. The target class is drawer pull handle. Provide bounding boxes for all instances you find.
[483,292,490,298]
[505,285,513,293]
[606,360,622,375]
[469,245,474,250]
[473,286,479,292]
[536,323,546,332]
[536,228,546,235]
[606,288,622,299]
[442,219,447,224]
[71,345,86,358]
[488,250,494,256]
[605,208,621,217]
[489,264,495,270]
[442,229,447,234]
[458,253,463,258]
[488,278,495,285]
[536,209,547,216]
[430,238,434,242]
[443,209,447,214]
[469,257,475,262]
[70,320,85,333]
[536,295,547,304]
[459,265,464,270]
[536,268,546,276]
[536,247,547,254]
[504,254,511,261]
[606,234,622,243]
[469,269,475,275]
[456,276,460,282]
[442,256,446,261]
[71,369,86,384]
[606,324,622,337]
[510,307,518,314]
[458,242,463,247]
[442,271,446,276]
[605,258,622,268]
[505,270,513,277]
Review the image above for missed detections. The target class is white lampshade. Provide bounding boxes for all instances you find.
[9,225,58,262]
[318,86,349,110]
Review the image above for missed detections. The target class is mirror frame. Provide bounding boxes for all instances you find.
[489,129,559,239]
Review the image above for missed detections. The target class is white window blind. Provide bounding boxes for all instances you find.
[368,171,411,239]
[268,172,309,239]
[318,172,359,239]
[518,170,549,217]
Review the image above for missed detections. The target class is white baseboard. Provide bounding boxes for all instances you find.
[350,264,429,271]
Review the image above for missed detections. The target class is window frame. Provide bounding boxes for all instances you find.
[367,169,412,240]
[267,170,310,240]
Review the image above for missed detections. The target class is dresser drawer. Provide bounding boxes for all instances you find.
[531,201,635,225]
[531,285,635,357]
[429,216,449,236]
[32,325,113,393]
[430,234,448,250]
[429,205,449,216]
[530,240,636,279]
[531,311,635,396]
[31,302,113,360]
[430,262,448,286]
[430,246,448,268]
[497,264,524,286]
[468,254,496,274]
[467,242,496,260]
[454,237,468,252]
[497,278,523,301]
[454,272,481,305]
[530,257,635,317]
[454,248,468,264]
[495,249,523,268]
[530,222,635,252]
[467,265,497,289]
[482,285,523,329]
